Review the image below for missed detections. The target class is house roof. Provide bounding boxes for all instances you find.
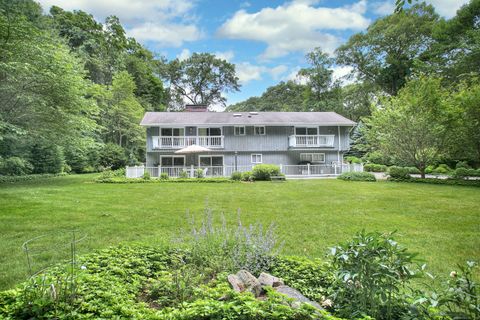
[140,112,356,126]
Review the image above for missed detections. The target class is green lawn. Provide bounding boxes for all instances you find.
[0,174,479,289]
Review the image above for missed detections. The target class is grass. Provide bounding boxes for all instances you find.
[0,174,479,289]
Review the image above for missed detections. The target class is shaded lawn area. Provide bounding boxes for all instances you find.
[0,174,479,289]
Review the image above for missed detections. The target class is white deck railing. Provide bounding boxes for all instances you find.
[152,136,224,149]
[288,135,335,147]
[126,163,363,178]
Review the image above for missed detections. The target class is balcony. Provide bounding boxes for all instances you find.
[152,136,224,149]
[289,135,335,148]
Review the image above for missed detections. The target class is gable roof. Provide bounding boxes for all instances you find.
[140,112,356,126]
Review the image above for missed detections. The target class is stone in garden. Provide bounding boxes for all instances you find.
[274,285,323,310]
[258,272,284,287]
[236,270,262,297]
[227,274,245,292]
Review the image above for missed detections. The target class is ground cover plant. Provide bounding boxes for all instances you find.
[0,174,479,291]
[0,226,477,319]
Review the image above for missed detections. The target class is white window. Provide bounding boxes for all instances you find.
[198,127,222,136]
[160,156,185,166]
[295,127,318,135]
[300,153,325,163]
[251,154,263,164]
[254,126,265,135]
[234,126,245,136]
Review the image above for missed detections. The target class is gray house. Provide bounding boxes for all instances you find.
[137,106,357,178]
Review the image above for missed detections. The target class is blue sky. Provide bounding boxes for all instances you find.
[38,0,467,108]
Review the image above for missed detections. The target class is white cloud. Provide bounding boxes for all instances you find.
[177,48,191,61]
[427,0,469,18]
[214,50,235,61]
[217,0,370,59]
[269,65,288,79]
[371,1,395,15]
[235,62,288,84]
[38,0,202,47]
[236,62,264,84]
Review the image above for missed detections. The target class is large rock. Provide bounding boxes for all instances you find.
[274,285,323,310]
[227,270,262,297]
[258,272,284,287]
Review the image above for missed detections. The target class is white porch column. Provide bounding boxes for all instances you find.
[190,165,194,178]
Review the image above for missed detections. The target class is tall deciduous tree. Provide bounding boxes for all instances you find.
[336,3,440,96]
[162,53,240,109]
[424,0,480,83]
[366,77,454,177]
[102,71,144,151]
[226,81,308,112]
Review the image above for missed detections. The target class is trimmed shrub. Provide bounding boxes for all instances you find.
[388,166,411,180]
[363,163,387,172]
[455,161,471,169]
[425,165,435,174]
[432,164,452,175]
[251,164,281,181]
[29,142,64,174]
[0,173,66,183]
[142,171,151,180]
[179,170,189,179]
[388,177,480,187]
[344,156,362,164]
[405,167,421,174]
[453,167,470,179]
[454,168,480,179]
[195,168,204,178]
[160,172,169,180]
[231,171,242,181]
[99,143,127,170]
[241,171,253,181]
[337,172,376,182]
[0,157,33,176]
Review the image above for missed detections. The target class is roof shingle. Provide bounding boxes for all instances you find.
[140,112,355,126]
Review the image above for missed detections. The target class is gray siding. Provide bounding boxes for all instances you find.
[145,125,352,152]
[147,150,343,167]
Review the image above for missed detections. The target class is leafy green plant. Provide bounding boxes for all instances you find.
[160,172,169,180]
[329,231,417,320]
[337,172,376,182]
[344,156,362,164]
[231,171,242,181]
[142,171,151,180]
[439,261,479,319]
[241,171,253,181]
[363,163,387,172]
[388,166,411,180]
[252,164,281,181]
[195,168,204,178]
[179,170,189,179]
[455,161,471,169]
[0,157,33,176]
[432,164,452,175]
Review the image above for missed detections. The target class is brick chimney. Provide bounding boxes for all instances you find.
[185,104,208,112]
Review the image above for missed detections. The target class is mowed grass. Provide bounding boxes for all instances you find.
[0,174,479,289]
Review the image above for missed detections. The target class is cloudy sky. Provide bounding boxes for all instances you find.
[38,0,468,107]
